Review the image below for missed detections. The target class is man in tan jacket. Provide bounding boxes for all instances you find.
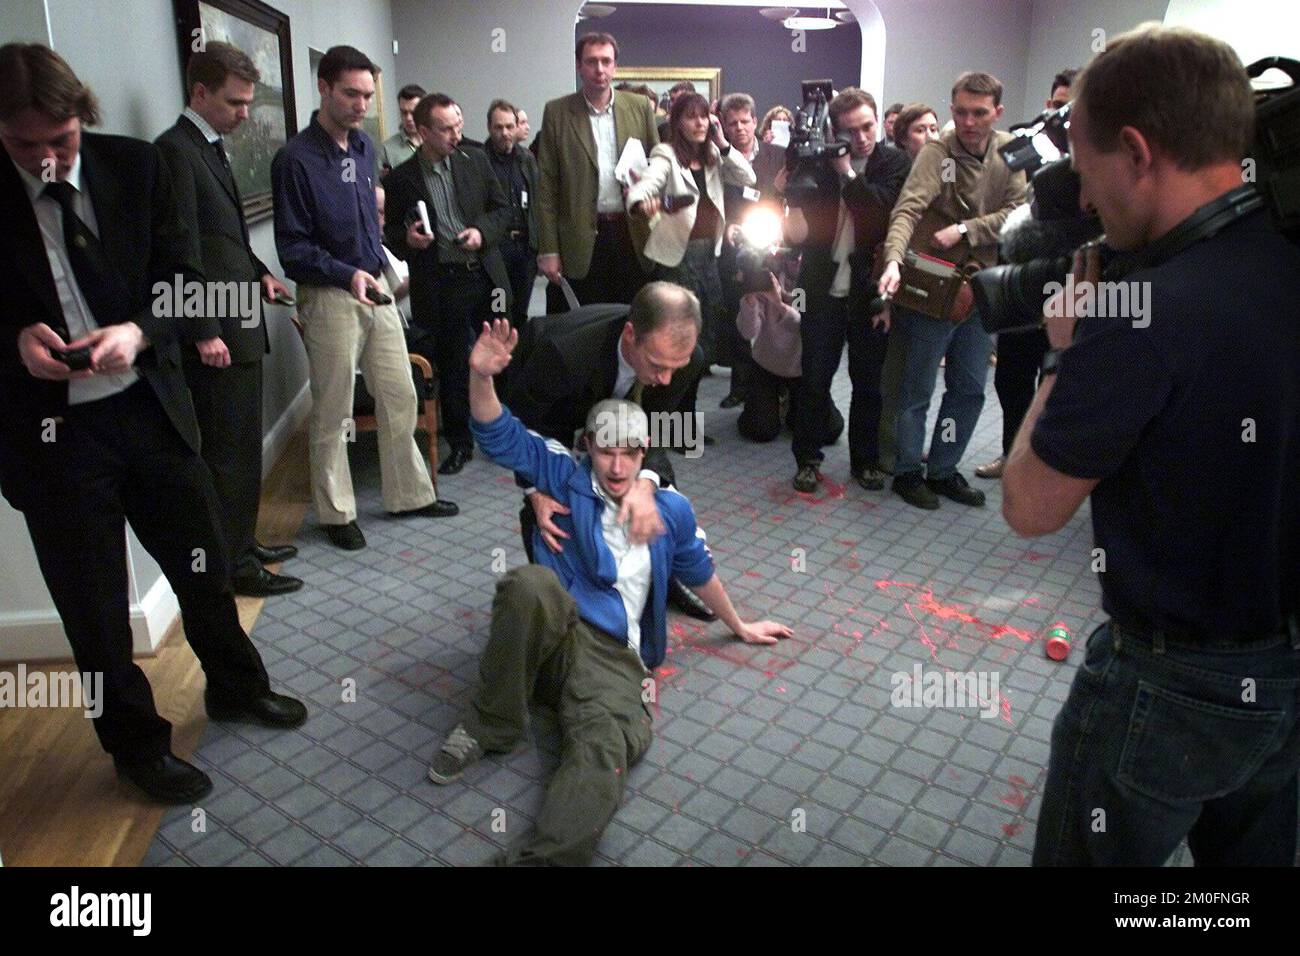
[536,32,659,313]
[878,71,1027,510]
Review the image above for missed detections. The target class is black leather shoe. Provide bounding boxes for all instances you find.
[253,542,298,563]
[114,753,213,804]
[719,392,744,409]
[205,689,309,728]
[438,447,473,475]
[323,521,366,550]
[893,473,940,510]
[667,577,717,622]
[231,567,304,597]
[927,472,986,507]
[793,463,821,493]
[389,500,459,518]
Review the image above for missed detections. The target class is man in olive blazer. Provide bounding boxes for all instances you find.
[536,33,659,312]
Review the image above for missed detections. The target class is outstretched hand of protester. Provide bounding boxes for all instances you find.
[469,318,518,378]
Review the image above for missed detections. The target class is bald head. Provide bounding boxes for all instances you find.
[629,280,700,345]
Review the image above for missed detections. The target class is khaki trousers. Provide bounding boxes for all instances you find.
[297,274,436,523]
[466,565,654,866]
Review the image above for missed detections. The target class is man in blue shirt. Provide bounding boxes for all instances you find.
[1002,25,1300,865]
[271,46,456,552]
[427,318,792,865]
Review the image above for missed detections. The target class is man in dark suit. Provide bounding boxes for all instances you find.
[156,41,301,598]
[0,44,305,804]
[484,98,540,329]
[383,92,513,476]
[505,281,715,620]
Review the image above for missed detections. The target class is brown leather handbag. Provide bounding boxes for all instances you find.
[891,203,978,324]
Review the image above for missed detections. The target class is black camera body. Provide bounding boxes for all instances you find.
[736,242,791,295]
[783,79,850,202]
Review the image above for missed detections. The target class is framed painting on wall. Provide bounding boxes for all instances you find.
[173,0,296,223]
[612,66,723,109]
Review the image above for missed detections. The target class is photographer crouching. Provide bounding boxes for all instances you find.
[1001,23,1300,866]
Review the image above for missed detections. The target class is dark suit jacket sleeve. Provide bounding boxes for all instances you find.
[644,98,661,147]
[382,166,418,260]
[504,336,581,442]
[133,146,204,349]
[154,135,222,342]
[844,147,911,216]
[468,150,512,253]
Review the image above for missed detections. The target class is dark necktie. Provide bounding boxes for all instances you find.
[213,137,250,242]
[42,180,130,327]
[624,380,644,405]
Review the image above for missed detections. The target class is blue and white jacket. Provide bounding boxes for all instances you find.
[472,407,715,669]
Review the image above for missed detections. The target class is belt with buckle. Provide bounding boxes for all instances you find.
[507,229,528,241]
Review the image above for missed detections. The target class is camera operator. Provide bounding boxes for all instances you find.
[1001,24,1300,866]
[777,88,910,493]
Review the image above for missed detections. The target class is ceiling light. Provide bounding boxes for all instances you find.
[759,7,800,20]
[783,15,839,30]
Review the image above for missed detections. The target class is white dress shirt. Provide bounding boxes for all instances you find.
[13,154,138,404]
[586,93,623,214]
[592,474,652,658]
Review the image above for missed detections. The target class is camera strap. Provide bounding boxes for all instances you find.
[1107,185,1265,278]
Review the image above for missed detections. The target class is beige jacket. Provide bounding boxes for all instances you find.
[882,128,1028,269]
[625,142,755,267]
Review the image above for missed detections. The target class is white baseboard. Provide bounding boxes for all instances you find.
[0,578,176,665]
[262,381,312,479]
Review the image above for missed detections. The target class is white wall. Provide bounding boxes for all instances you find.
[1024,0,1168,111]
[1,0,397,663]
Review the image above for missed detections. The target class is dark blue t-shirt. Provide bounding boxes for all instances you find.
[1032,209,1300,637]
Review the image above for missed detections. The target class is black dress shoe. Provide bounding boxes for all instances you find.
[253,542,298,563]
[114,753,213,804]
[667,577,717,622]
[389,500,459,518]
[205,689,309,728]
[231,567,304,597]
[926,472,986,507]
[324,521,366,550]
[438,447,473,475]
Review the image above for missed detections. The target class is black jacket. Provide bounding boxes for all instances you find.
[155,114,272,363]
[382,147,514,315]
[791,141,911,305]
[505,303,705,482]
[0,132,204,510]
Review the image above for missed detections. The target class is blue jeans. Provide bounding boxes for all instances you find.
[892,305,992,480]
[1033,621,1300,866]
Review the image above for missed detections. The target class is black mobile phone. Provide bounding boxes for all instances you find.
[268,293,296,306]
[364,287,393,306]
[52,346,92,370]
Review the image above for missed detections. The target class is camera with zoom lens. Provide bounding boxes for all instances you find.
[783,79,851,202]
[974,55,1300,335]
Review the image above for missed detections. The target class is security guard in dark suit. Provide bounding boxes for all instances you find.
[156,41,301,597]
[0,43,306,805]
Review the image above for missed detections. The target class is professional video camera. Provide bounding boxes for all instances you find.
[783,79,851,201]
[972,55,1300,334]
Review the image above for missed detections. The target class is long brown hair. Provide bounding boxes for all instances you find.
[668,92,716,168]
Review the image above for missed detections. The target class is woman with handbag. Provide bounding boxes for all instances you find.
[626,93,755,423]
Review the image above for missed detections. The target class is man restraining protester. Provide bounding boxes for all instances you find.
[425,317,792,865]
[0,43,306,804]
[999,24,1300,866]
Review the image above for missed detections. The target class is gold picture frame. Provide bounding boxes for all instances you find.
[614,66,722,107]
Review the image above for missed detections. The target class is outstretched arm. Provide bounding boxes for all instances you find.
[690,574,793,646]
[468,318,518,423]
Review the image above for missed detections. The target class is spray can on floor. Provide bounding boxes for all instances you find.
[1045,622,1072,661]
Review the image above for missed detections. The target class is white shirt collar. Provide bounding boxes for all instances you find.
[183,107,221,145]
[13,151,84,203]
[584,90,615,116]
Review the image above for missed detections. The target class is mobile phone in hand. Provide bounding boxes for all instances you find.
[52,346,92,370]
[364,287,393,306]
